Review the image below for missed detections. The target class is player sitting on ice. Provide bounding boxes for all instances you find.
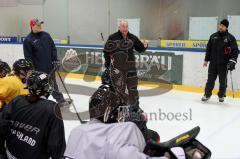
[64,84,188,159]
[0,59,33,111]
[0,60,11,111]
[65,84,212,159]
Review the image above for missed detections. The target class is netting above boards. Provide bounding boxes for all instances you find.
[189,17,218,40]
[228,15,240,40]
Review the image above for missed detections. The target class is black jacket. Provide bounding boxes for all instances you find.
[104,31,147,68]
[0,96,66,159]
[205,31,239,64]
[23,31,58,74]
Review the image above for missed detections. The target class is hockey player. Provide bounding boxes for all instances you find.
[0,60,10,78]
[0,71,66,159]
[64,84,186,159]
[0,59,33,111]
[0,60,11,110]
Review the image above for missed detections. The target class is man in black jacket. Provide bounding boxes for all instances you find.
[202,19,239,102]
[103,20,148,106]
[23,18,70,107]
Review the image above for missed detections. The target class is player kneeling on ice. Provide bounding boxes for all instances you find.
[0,71,66,159]
[64,84,211,159]
[0,60,11,110]
[0,59,33,111]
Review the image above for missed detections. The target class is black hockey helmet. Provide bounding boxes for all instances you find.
[13,59,33,76]
[26,71,53,97]
[0,60,11,77]
[89,84,121,123]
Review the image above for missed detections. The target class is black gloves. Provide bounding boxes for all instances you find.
[227,59,237,71]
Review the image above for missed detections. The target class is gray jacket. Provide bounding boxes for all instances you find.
[64,120,167,159]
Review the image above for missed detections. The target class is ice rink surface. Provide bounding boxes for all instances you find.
[51,77,240,159]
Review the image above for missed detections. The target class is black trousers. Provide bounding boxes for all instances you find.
[126,71,139,105]
[51,74,65,103]
[204,63,228,98]
[109,68,139,105]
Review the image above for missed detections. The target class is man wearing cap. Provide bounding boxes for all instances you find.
[202,19,239,102]
[23,18,70,107]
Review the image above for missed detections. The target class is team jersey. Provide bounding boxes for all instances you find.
[0,76,29,108]
[0,95,66,159]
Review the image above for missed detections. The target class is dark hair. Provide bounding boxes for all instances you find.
[220,19,229,28]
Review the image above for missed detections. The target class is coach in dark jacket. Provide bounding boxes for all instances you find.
[23,19,69,107]
[103,20,148,106]
[202,19,239,102]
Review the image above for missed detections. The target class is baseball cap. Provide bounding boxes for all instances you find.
[30,18,44,28]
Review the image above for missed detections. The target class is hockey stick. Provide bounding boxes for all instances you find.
[229,71,235,99]
[56,70,87,124]
[101,32,104,42]
[50,67,89,123]
[49,64,60,79]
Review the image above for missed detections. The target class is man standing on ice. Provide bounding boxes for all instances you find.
[102,20,148,106]
[23,18,70,107]
[202,19,239,102]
